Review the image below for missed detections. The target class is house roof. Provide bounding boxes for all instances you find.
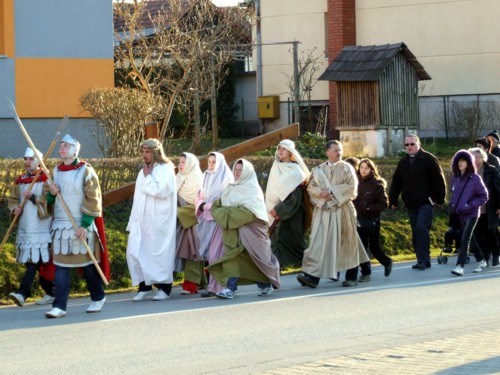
[318,42,431,82]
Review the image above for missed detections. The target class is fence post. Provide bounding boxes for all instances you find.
[241,98,245,138]
[443,96,449,141]
[287,98,291,125]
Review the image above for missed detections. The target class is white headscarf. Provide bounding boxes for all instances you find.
[265,139,310,224]
[221,159,269,224]
[201,151,234,203]
[176,152,202,205]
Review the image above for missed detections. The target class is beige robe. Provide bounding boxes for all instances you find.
[302,161,369,278]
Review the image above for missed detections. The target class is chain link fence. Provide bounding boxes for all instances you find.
[419,95,500,141]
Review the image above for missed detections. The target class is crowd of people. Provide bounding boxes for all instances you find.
[6,130,500,318]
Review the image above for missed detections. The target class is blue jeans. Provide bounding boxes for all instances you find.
[18,262,54,298]
[407,203,434,263]
[53,264,105,311]
[226,277,271,292]
[457,217,483,267]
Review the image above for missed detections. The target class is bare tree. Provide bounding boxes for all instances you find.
[283,47,323,130]
[114,0,251,151]
[447,100,500,143]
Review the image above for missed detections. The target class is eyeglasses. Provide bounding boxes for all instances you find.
[405,143,416,147]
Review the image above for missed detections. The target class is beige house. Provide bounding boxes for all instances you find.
[255,0,500,153]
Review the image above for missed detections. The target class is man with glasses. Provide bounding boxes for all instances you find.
[389,135,446,270]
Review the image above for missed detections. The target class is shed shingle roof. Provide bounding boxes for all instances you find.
[319,42,431,82]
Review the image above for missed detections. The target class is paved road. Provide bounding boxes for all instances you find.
[1,258,499,374]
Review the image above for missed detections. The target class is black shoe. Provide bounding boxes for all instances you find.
[342,279,358,287]
[492,257,500,267]
[384,259,393,277]
[412,262,426,270]
[425,261,432,268]
[200,291,216,298]
[297,273,318,288]
[442,246,453,254]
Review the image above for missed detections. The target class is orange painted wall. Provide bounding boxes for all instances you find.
[15,58,114,118]
[0,0,15,56]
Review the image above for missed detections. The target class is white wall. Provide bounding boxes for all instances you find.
[259,0,330,102]
[356,0,500,96]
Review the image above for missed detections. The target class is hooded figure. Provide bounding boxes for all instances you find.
[207,159,281,299]
[449,149,489,276]
[265,139,310,267]
[195,152,234,296]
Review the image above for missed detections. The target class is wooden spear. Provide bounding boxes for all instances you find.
[0,115,69,252]
[6,98,109,285]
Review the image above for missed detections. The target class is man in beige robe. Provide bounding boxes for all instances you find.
[297,140,369,288]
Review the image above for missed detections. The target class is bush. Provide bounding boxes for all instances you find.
[80,87,166,157]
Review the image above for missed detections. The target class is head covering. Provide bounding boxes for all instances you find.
[23,147,42,171]
[141,138,170,164]
[487,130,499,142]
[451,149,476,177]
[265,139,310,224]
[176,152,203,205]
[60,134,81,158]
[221,159,269,224]
[201,152,234,203]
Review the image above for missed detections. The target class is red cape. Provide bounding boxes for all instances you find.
[94,215,111,282]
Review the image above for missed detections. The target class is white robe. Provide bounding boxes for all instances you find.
[126,162,177,285]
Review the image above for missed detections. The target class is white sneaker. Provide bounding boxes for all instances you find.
[258,286,273,296]
[451,265,464,276]
[473,260,488,273]
[9,292,25,307]
[152,290,169,301]
[45,307,66,319]
[216,288,234,299]
[132,290,154,302]
[36,294,55,305]
[86,297,106,313]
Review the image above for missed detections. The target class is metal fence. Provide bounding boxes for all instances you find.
[235,95,500,141]
[418,95,500,141]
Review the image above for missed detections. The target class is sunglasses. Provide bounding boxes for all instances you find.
[405,143,416,147]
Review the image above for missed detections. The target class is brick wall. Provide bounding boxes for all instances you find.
[327,0,356,137]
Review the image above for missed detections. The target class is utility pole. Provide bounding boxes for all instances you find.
[292,41,300,123]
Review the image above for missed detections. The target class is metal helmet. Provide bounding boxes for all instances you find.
[60,134,81,158]
[23,147,43,170]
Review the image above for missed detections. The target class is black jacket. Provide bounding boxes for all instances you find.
[354,175,388,219]
[480,162,500,229]
[389,149,446,209]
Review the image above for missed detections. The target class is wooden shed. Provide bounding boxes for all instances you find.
[319,42,431,130]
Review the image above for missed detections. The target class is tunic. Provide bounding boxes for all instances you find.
[7,172,51,264]
[50,161,102,267]
[126,162,177,285]
[302,161,369,278]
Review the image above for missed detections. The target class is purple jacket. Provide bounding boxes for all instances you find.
[449,173,488,221]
